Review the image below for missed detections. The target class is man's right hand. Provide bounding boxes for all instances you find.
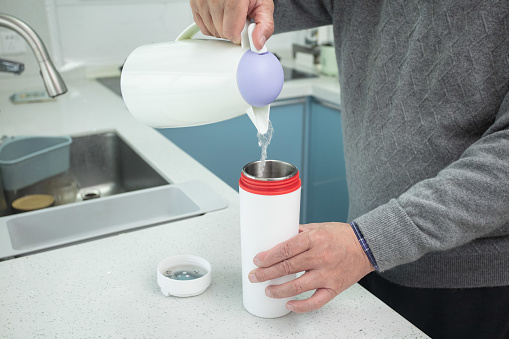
[190,0,275,50]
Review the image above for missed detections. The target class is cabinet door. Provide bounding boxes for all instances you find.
[157,101,305,191]
[306,99,349,223]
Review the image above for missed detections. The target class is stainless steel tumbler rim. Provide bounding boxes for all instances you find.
[242,160,298,181]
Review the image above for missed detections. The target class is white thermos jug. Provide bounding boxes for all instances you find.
[120,21,284,134]
[239,160,301,318]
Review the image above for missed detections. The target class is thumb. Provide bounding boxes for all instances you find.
[249,0,274,50]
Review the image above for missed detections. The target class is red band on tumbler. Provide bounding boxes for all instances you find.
[239,171,301,196]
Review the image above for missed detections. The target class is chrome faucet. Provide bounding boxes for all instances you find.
[0,13,67,97]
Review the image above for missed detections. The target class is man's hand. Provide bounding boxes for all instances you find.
[248,222,375,313]
[190,0,274,50]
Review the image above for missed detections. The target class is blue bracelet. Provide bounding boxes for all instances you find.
[350,221,379,271]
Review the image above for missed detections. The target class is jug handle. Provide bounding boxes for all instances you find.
[175,23,201,41]
[176,20,252,49]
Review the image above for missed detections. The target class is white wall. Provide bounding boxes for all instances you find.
[50,0,195,70]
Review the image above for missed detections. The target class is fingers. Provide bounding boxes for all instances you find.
[253,231,312,269]
[249,252,311,283]
[191,0,247,41]
[190,0,220,38]
[264,271,320,298]
[286,289,337,313]
[265,272,337,312]
[222,0,248,44]
[192,13,212,36]
[190,0,274,48]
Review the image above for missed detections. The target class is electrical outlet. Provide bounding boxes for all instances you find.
[0,32,27,55]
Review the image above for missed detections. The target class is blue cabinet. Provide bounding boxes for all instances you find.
[157,97,348,224]
[304,98,349,223]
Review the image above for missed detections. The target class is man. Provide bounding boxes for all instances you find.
[190,0,509,337]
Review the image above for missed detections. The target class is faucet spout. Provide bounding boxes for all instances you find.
[0,13,67,98]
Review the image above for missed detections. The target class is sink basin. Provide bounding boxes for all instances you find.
[2,130,169,210]
[0,131,228,260]
[70,130,169,200]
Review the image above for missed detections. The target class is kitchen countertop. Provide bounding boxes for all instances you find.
[0,70,426,338]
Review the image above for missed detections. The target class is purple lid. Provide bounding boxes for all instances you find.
[236,51,284,107]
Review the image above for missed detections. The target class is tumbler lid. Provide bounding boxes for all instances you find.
[157,255,212,297]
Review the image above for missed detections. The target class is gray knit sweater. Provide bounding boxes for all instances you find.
[274,0,509,288]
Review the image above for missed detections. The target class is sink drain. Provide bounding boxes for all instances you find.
[81,190,101,200]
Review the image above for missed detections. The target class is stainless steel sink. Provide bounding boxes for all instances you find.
[2,130,169,211]
[70,130,169,200]
[0,130,228,260]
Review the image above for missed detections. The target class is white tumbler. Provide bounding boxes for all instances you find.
[239,160,301,318]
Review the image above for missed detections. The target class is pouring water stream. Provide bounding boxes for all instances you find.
[257,120,274,172]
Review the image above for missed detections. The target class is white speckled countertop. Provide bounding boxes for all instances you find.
[0,69,427,338]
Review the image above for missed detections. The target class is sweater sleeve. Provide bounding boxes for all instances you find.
[273,0,333,34]
[354,91,509,271]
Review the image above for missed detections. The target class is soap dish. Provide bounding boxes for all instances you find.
[157,255,211,297]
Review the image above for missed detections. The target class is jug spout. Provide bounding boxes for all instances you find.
[246,105,270,134]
